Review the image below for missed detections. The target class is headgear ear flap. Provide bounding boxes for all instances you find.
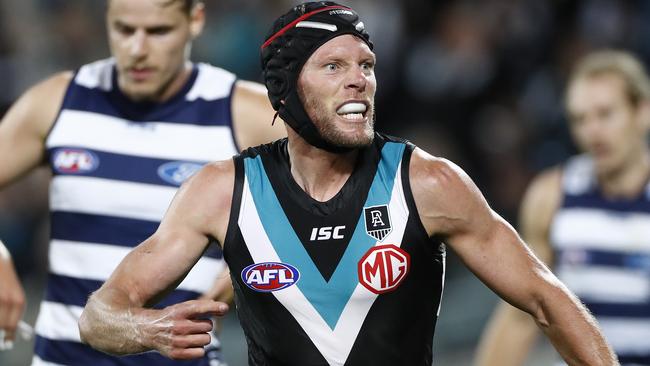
[262,58,289,111]
[260,1,373,153]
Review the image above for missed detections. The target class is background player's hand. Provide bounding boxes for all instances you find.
[0,243,26,349]
[141,299,229,360]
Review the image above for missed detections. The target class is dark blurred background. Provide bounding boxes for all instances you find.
[1,0,648,364]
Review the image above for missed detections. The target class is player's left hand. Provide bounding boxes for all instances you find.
[140,299,229,360]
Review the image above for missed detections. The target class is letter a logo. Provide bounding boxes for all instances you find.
[363,205,392,241]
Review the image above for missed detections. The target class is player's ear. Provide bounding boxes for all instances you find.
[189,2,205,39]
[636,99,650,131]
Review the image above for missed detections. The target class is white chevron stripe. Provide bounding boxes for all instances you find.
[237,161,410,365]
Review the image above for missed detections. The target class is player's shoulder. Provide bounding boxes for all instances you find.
[189,159,236,188]
[231,78,269,108]
[27,71,74,98]
[409,147,471,192]
[237,138,286,160]
[525,165,563,205]
[10,71,74,135]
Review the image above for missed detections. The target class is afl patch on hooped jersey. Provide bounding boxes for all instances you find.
[52,148,99,174]
[242,262,301,292]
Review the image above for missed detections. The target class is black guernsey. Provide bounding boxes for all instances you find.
[223,133,446,365]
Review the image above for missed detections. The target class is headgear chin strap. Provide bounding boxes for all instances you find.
[261,2,373,153]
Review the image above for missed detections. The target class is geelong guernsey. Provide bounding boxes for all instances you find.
[551,155,650,365]
[37,58,236,366]
[224,134,446,365]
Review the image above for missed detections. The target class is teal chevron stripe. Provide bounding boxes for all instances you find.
[243,142,405,329]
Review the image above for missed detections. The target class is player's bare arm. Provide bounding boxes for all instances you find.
[409,148,617,365]
[231,80,286,149]
[0,71,72,186]
[78,160,235,359]
[0,71,71,344]
[474,167,563,366]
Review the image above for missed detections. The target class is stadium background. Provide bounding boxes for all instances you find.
[1,0,648,364]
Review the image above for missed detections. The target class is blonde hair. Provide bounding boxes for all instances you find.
[568,50,650,107]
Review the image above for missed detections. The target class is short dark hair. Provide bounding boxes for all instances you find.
[159,0,200,14]
[107,0,201,15]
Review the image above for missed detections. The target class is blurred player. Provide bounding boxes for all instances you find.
[0,0,284,365]
[476,50,650,365]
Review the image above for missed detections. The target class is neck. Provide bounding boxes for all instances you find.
[121,61,193,103]
[286,131,359,202]
[158,61,193,102]
[598,150,650,198]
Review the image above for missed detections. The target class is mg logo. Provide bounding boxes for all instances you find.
[358,244,410,294]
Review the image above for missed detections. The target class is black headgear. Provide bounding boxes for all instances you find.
[261,2,373,152]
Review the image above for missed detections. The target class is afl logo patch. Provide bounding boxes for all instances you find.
[358,244,410,294]
[52,148,99,174]
[242,262,300,292]
[364,205,392,241]
[157,161,203,186]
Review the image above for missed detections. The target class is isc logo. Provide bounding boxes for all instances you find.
[358,244,410,294]
[310,225,345,241]
[241,262,300,292]
[52,148,99,174]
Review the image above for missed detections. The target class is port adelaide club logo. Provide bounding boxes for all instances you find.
[241,262,300,292]
[364,204,392,241]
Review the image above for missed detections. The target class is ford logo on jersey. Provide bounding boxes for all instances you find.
[157,161,204,186]
[241,262,300,292]
[52,148,99,174]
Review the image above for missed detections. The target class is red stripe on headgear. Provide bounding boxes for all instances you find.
[261,5,352,49]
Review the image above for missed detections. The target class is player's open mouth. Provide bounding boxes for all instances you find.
[336,102,368,121]
[128,67,154,81]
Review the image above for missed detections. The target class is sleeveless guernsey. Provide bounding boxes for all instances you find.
[551,155,650,365]
[224,134,446,366]
[37,58,236,366]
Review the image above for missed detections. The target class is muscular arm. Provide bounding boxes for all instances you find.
[410,149,616,366]
[0,71,71,185]
[231,80,286,149]
[474,169,562,366]
[79,161,234,359]
[0,72,71,343]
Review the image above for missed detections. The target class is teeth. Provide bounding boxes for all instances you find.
[340,113,364,120]
[337,102,367,114]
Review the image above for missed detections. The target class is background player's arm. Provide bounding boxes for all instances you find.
[231,80,286,149]
[410,149,616,366]
[0,71,71,186]
[207,79,282,305]
[79,161,234,360]
[474,169,562,366]
[0,71,71,343]
[199,267,234,304]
